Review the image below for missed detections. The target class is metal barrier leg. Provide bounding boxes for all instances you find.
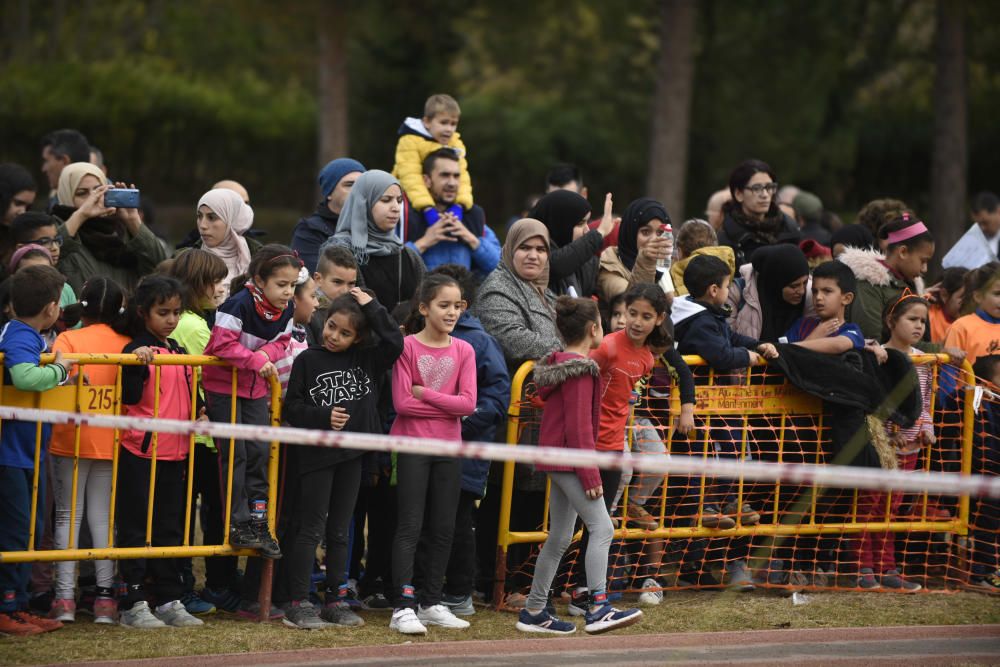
[257,559,274,622]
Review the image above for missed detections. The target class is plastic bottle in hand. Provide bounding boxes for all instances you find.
[656,223,673,271]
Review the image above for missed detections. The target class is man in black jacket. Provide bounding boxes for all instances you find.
[291,158,365,273]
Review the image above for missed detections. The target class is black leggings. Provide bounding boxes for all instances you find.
[274,457,362,604]
[392,454,460,608]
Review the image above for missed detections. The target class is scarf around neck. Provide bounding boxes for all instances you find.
[245,281,284,322]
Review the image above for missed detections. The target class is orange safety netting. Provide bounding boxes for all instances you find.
[489,356,998,605]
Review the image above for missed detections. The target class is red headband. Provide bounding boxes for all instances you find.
[886,220,928,245]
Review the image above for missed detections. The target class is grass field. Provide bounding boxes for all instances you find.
[1,590,997,666]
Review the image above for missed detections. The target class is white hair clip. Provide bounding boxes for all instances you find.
[80,300,88,307]
[296,266,310,285]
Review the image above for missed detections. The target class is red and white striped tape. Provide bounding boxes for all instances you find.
[1,404,997,498]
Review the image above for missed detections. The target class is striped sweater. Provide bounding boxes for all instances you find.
[203,287,294,399]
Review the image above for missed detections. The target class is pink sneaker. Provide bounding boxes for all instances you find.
[93,597,118,625]
[49,598,76,623]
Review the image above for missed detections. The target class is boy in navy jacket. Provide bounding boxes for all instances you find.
[670,255,777,588]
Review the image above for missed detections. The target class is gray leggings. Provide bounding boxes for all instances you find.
[526,472,614,611]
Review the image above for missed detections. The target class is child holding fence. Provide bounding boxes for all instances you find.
[48,278,130,624]
[279,287,402,628]
[115,275,206,628]
[389,274,477,635]
[851,292,935,591]
[944,262,1000,366]
[969,354,1000,592]
[518,295,642,635]
[0,265,73,636]
[203,244,300,562]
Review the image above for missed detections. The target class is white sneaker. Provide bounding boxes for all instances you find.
[154,600,205,627]
[389,608,427,635]
[119,601,168,629]
[637,578,664,606]
[417,603,470,629]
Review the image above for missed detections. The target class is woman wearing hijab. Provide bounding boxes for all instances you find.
[320,169,424,311]
[597,197,671,304]
[727,244,811,343]
[188,188,259,299]
[473,219,561,369]
[54,162,167,295]
[529,190,615,297]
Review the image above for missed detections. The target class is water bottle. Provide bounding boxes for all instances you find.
[656,223,673,272]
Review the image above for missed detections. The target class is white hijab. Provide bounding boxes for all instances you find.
[197,189,253,296]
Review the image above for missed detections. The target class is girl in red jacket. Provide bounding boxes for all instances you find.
[516,296,642,636]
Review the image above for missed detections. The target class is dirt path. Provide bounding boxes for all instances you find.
[44,624,1000,666]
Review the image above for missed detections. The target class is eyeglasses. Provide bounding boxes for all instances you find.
[31,236,63,249]
[744,183,778,197]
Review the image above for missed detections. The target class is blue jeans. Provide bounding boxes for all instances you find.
[0,465,46,611]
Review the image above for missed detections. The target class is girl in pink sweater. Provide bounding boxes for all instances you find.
[389,274,477,635]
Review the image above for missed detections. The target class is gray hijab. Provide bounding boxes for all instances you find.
[327,169,402,266]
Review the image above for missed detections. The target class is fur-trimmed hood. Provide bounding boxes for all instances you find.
[533,351,599,399]
[837,248,891,287]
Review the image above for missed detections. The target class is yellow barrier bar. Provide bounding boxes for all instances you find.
[500,519,965,545]
[29,421,42,551]
[0,353,282,568]
[0,545,259,564]
[495,354,979,580]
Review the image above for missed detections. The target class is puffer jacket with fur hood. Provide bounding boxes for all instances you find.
[838,248,924,340]
[532,351,602,491]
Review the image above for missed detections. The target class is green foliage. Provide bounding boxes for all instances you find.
[0,0,998,240]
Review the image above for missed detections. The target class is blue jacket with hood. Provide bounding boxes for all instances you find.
[451,310,510,497]
[671,295,760,371]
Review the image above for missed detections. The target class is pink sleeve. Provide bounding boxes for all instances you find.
[420,342,478,417]
[563,374,601,490]
[392,340,452,418]
[204,314,267,372]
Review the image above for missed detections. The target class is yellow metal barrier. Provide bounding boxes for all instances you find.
[0,353,281,572]
[493,354,977,601]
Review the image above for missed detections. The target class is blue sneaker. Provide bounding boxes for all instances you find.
[201,586,242,613]
[583,604,642,634]
[181,590,216,616]
[515,608,576,635]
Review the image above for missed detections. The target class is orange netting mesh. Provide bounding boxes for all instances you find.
[489,356,998,605]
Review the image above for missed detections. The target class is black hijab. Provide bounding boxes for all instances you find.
[752,244,809,344]
[618,197,669,271]
[529,190,592,249]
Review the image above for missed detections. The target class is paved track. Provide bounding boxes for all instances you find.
[48,624,1000,667]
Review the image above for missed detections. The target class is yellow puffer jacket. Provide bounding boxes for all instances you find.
[392,121,473,210]
[669,245,737,296]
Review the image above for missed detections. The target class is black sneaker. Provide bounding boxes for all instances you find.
[362,592,393,610]
[253,521,282,559]
[230,521,262,550]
